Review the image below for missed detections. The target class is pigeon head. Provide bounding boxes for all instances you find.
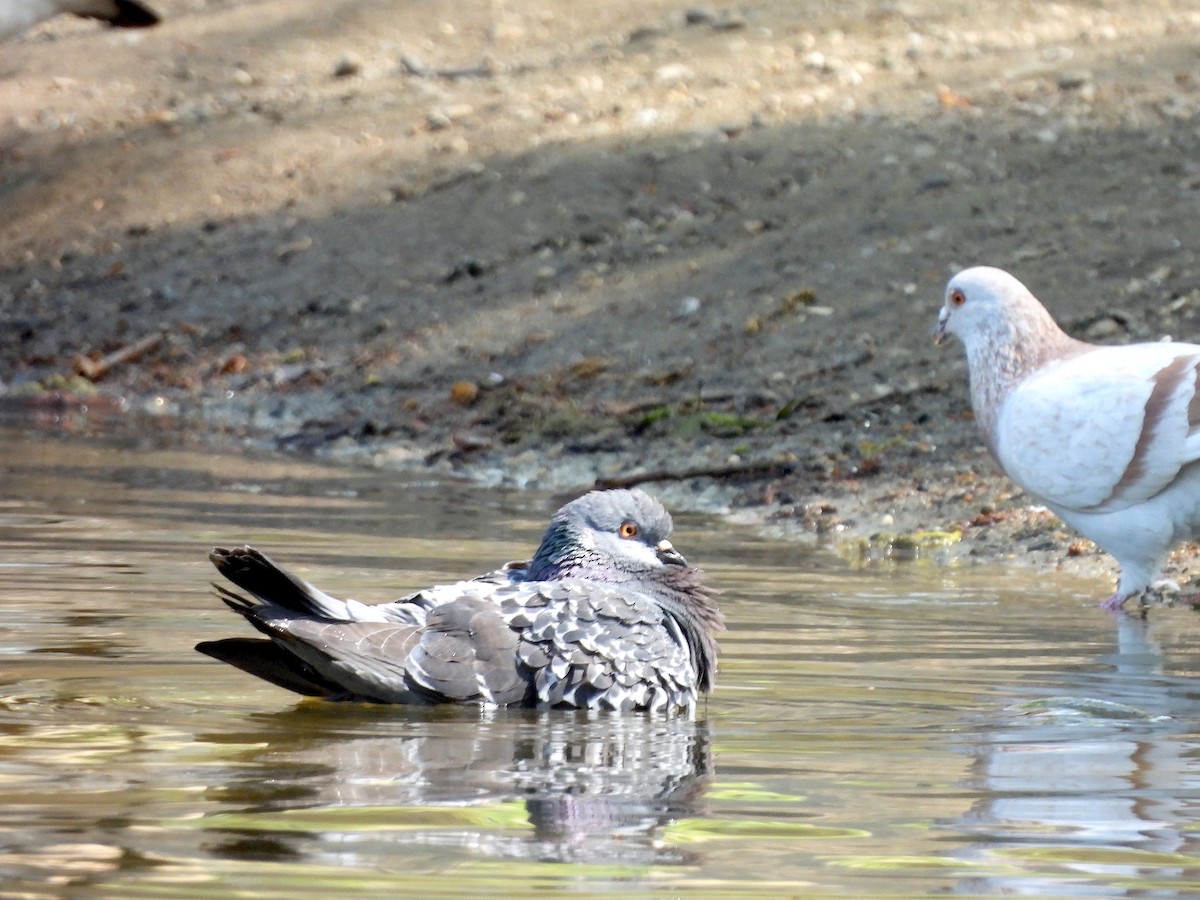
[934,266,1082,434]
[933,266,1052,349]
[525,488,685,582]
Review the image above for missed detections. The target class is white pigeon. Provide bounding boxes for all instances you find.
[935,265,1200,610]
[0,0,159,41]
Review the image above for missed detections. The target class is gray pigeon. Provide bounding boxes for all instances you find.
[935,265,1200,609]
[197,488,724,712]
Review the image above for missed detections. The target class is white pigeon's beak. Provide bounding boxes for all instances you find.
[933,307,950,346]
[656,539,687,567]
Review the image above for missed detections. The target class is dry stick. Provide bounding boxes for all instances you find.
[595,460,795,490]
[819,380,950,421]
[792,347,874,383]
[74,332,164,381]
[601,351,878,486]
[400,55,493,80]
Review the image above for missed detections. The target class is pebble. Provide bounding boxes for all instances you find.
[577,270,604,290]
[627,25,665,43]
[333,54,363,78]
[1056,71,1090,90]
[713,12,747,30]
[1082,316,1123,340]
[452,431,492,451]
[450,381,479,406]
[655,63,694,84]
[802,51,829,71]
[444,102,475,120]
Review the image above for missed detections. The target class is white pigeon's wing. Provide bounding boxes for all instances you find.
[996,343,1200,512]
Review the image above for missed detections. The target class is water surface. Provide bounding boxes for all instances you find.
[2,425,1200,896]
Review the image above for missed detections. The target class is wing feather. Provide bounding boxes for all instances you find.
[501,579,697,711]
[997,344,1200,512]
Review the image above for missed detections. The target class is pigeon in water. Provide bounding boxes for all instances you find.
[0,0,159,40]
[198,488,724,712]
[935,265,1200,610]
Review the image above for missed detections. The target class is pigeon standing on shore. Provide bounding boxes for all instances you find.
[935,265,1200,610]
[0,0,159,41]
[198,488,724,712]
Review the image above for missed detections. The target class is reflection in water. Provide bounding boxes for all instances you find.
[7,425,1200,895]
[953,612,1200,892]
[199,708,713,866]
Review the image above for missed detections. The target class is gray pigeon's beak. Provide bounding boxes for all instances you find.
[656,539,687,567]
[933,308,949,346]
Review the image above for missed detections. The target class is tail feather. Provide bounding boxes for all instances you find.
[210,546,346,618]
[74,0,160,28]
[108,0,159,27]
[212,583,285,641]
[195,638,341,698]
[214,583,255,614]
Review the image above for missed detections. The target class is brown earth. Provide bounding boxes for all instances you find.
[3,0,1200,596]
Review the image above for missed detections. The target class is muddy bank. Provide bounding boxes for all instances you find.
[4,0,1200,594]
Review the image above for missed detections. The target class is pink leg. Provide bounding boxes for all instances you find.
[1104,581,1197,609]
[1100,591,1129,611]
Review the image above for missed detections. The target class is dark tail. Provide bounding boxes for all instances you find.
[84,0,161,28]
[196,638,342,698]
[210,546,337,617]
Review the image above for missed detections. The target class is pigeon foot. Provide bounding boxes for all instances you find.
[1105,580,1184,610]
[1100,591,1131,611]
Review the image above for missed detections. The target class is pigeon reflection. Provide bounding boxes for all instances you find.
[948,613,1200,891]
[202,707,714,866]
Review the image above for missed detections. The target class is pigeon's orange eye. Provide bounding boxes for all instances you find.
[618,521,639,539]
[949,288,966,307]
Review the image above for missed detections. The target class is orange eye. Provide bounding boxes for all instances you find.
[618,521,639,539]
[949,288,966,307]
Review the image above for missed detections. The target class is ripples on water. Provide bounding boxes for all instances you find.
[2,425,1200,896]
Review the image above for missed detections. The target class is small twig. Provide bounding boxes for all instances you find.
[595,460,795,490]
[791,347,873,382]
[74,332,163,381]
[400,54,494,80]
[821,382,948,420]
[601,392,736,417]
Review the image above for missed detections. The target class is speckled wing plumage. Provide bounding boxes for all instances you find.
[501,579,702,712]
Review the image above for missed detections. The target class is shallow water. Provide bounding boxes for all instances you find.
[3,425,1200,897]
